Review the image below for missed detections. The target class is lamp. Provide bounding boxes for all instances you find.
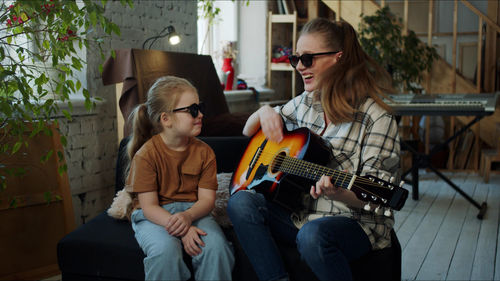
[142,25,181,50]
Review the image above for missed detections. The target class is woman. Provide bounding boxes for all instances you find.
[227,18,400,281]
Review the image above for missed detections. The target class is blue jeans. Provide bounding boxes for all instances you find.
[131,202,235,281]
[227,191,372,281]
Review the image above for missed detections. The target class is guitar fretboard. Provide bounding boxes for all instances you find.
[278,155,354,190]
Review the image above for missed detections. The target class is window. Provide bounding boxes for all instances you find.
[197,1,268,89]
[197,1,238,81]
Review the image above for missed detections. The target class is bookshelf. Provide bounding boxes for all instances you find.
[267,11,297,99]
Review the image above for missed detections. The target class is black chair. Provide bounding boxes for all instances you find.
[57,136,401,281]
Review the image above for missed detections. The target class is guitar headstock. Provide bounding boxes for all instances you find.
[350,175,408,214]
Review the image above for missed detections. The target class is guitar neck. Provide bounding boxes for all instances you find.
[279,156,354,189]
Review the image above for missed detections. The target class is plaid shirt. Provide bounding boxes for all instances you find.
[276,91,401,250]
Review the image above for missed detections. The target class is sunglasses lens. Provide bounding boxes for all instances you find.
[188,103,205,118]
[301,54,313,67]
[288,55,314,68]
[189,105,199,118]
[288,55,299,68]
[189,107,197,118]
[199,102,205,115]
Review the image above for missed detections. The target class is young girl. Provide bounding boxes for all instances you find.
[125,76,234,280]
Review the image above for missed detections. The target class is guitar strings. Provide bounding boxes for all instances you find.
[252,150,393,201]
[268,152,387,204]
[253,150,379,185]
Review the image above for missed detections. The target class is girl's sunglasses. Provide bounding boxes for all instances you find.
[173,102,205,118]
[288,51,340,68]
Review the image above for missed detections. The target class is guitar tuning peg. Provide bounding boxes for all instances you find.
[399,181,405,187]
[364,203,371,211]
[384,209,392,217]
[374,206,382,215]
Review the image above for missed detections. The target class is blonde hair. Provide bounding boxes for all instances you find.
[127,76,197,160]
[300,18,394,124]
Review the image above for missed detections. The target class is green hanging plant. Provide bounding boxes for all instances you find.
[0,0,133,191]
[358,6,439,93]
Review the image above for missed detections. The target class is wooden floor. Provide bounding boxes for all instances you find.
[44,171,499,281]
[395,170,500,281]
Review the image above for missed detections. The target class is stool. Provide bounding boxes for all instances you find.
[480,148,500,183]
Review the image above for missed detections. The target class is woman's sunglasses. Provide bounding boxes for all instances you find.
[288,51,340,68]
[172,102,205,118]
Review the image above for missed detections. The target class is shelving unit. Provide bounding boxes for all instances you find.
[267,11,297,99]
[266,1,335,102]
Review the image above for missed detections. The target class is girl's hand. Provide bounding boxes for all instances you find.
[165,211,192,237]
[181,226,207,256]
[310,175,346,200]
[258,106,284,143]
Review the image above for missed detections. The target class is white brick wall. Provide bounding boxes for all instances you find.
[64,0,197,226]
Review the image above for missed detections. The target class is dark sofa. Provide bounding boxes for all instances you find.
[57,135,401,281]
[58,50,401,280]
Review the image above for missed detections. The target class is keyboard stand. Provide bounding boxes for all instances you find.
[400,116,488,220]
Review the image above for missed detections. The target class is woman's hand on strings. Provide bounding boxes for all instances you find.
[310,175,345,200]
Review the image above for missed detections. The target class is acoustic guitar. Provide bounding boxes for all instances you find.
[229,127,408,215]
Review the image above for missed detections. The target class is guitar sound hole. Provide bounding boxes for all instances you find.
[270,151,287,174]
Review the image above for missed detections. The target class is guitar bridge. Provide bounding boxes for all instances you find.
[246,139,268,180]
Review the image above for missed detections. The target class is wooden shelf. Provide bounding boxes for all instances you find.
[267,11,297,99]
[270,63,294,71]
[270,14,297,23]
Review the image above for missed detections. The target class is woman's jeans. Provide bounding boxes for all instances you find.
[227,190,372,281]
[131,202,235,281]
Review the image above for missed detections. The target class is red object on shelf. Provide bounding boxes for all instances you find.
[271,55,290,63]
[222,58,235,90]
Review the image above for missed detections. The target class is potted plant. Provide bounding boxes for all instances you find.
[0,1,131,279]
[358,6,439,93]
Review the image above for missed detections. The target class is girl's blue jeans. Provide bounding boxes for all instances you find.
[131,202,234,281]
[227,190,372,281]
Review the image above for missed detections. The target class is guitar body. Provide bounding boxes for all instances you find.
[230,127,409,213]
[230,128,331,211]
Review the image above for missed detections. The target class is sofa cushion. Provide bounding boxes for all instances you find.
[198,136,250,173]
[58,171,235,281]
[57,212,145,281]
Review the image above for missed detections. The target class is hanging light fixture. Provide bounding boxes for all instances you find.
[142,25,181,50]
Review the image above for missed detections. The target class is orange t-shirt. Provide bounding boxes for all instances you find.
[125,135,218,208]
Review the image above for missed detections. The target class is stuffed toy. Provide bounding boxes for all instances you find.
[107,188,133,220]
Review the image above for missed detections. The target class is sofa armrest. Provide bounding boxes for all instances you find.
[199,136,250,173]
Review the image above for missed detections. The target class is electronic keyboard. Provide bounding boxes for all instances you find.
[386,92,499,116]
